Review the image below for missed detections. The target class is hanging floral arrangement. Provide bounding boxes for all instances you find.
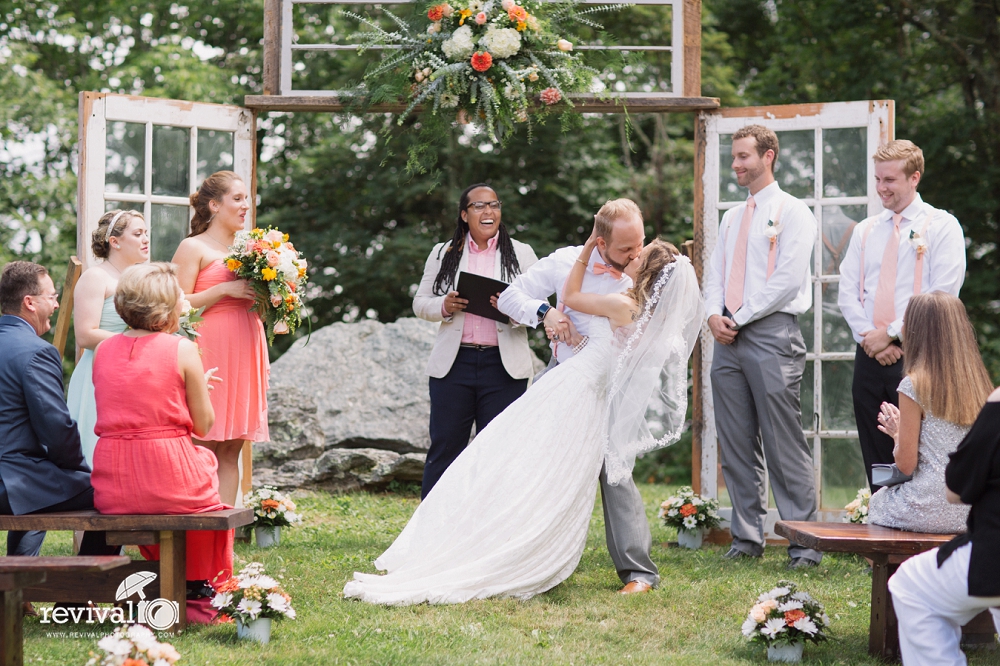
[345,0,624,142]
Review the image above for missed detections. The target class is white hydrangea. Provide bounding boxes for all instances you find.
[442,25,475,60]
[480,26,521,58]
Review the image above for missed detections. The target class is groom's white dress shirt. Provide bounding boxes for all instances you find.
[497,246,631,362]
[837,194,965,343]
[704,181,817,327]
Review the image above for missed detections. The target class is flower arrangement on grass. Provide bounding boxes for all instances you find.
[741,581,830,648]
[658,486,721,532]
[844,487,870,524]
[211,562,297,624]
[345,0,623,142]
[85,624,180,666]
[244,485,302,529]
[223,227,308,345]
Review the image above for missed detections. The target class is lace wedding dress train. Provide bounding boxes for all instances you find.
[343,322,615,605]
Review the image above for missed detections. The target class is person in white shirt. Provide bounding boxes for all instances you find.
[705,124,822,568]
[496,199,659,595]
[837,139,966,492]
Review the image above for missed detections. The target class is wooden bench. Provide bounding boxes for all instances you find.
[1,556,131,666]
[0,508,252,633]
[775,521,997,661]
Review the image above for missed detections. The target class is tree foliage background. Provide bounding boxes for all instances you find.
[2,0,999,482]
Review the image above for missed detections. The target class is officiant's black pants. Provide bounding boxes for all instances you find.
[424,346,528,498]
[852,343,903,492]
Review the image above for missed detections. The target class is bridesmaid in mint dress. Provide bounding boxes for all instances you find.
[66,209,149,465]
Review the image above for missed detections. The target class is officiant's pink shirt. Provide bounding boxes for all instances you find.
[440,235,500,347]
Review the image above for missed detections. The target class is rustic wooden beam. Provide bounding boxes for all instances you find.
[682,0,702,97]
[52,256,82,361]
[262,0,282,95]
[243,94,721,114]
[690,111,706,494]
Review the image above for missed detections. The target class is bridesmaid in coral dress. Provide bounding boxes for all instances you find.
[92,263,233,610]
[172,171,269,506]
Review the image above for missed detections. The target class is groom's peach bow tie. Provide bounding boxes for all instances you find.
[592,262,622,279]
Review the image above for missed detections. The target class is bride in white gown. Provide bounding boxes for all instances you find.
[343,235,704,605]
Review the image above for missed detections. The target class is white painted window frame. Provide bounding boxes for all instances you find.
[278,0,684,98]
[698,100,894,526]
[76,93,255,267]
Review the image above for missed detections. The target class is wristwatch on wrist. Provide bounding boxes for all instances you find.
[536,303,552,323]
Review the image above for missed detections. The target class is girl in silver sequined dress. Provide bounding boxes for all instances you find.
[868,292,994,533]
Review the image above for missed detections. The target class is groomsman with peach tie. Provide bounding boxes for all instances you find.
[705,125,821,569]
[838,140,966,491]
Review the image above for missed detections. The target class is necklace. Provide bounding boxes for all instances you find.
[204,231,232,251]
[105,258,126,276]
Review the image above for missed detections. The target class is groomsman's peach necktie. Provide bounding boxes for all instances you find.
[872,214,902,329]
[725,195,756,315]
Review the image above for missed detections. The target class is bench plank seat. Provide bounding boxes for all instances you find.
[0,508,251,532]
[1,556,131,666]
[775,521,996,661]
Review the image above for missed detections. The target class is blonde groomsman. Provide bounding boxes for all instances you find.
[705,125,821,569]
[838,139,966,491]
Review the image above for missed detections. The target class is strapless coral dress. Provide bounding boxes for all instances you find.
[193,259,269,442]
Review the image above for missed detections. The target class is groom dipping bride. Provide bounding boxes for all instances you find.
[343,199,704,605]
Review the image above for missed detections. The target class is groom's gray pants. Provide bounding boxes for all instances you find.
[710,312,822,563]
[537,357,660,587]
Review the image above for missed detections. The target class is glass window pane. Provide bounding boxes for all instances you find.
[821,360,855,431]
[821,437,867,509]
[774,130,815,199]
[104,200,143,213]
[105,121,145,194]
[152,126,190,196]
[821,282,855,353]
[197,130,235,182]
[150,204,189,262]
[821,204,866,276]
[801,360,815,430]
[823,128,867,197]
[798,306,814,352]
[718,134,741,203]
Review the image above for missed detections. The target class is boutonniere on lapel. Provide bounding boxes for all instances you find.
[764,218,783,246]
[908,229,928,258]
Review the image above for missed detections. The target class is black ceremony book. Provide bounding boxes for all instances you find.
[456,271,510,323]
[871,463,913,487]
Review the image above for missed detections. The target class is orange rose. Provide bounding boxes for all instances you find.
[427,5,444,21]
[679,503,697,517]
[261,498,281,510]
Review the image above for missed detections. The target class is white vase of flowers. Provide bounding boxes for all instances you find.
[659,486,721,549]
[212,562,297,644]
[255,525,280,548]
[742,581,829,663]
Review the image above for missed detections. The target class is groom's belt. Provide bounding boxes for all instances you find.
[459,343,498,351]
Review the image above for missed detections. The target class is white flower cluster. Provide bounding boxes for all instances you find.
[88,624,180,666]
[442,24,475,60]
[480,26,521,58]
[211,562,297,623]
[658,486,721,531]
[844,487,870,524]
[244,485,303,528]
[741,583,830,646]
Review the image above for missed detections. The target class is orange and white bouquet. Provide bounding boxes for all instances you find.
[211,561,297,624]
[741,581,830,649]
[243,485,302,529]
[85,624,180,665]
[224,226,308,345]
[844,487,870,524]
[658,486,721,532]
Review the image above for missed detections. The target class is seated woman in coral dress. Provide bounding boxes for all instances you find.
[172,170,269,506]
[91,263,233,611]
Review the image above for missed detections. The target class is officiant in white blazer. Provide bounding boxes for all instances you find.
[413,184,538,498]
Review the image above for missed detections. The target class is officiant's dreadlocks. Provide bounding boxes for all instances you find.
[432,183,522,295]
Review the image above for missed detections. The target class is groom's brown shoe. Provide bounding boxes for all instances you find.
[617,581,652,595]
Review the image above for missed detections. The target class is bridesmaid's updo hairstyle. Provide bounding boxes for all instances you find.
[115,262,181,333]
[92,209,145,259]
[189,170,243,237]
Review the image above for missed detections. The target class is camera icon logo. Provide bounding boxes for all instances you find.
[115,572,180,631]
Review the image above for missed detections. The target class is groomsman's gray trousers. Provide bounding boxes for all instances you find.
[538,358,660,587]
[710,312,822,563]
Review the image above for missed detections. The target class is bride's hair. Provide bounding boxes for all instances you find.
[627,239,680,312]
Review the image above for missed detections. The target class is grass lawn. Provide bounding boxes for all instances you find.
[18,484,1000,665]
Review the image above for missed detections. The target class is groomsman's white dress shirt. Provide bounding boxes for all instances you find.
[704,182,817,326]
[497,246,631,362]
[837,194,966,342]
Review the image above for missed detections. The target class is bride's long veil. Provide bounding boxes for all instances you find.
[603,255,705,485]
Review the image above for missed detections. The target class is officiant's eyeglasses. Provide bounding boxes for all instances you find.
[466,201,502,211]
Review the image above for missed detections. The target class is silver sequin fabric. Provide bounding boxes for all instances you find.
[868,376,971,534]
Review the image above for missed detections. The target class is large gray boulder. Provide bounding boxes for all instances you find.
[254,317,545,491]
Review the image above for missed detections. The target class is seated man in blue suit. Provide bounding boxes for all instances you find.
[0,261,116,558]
